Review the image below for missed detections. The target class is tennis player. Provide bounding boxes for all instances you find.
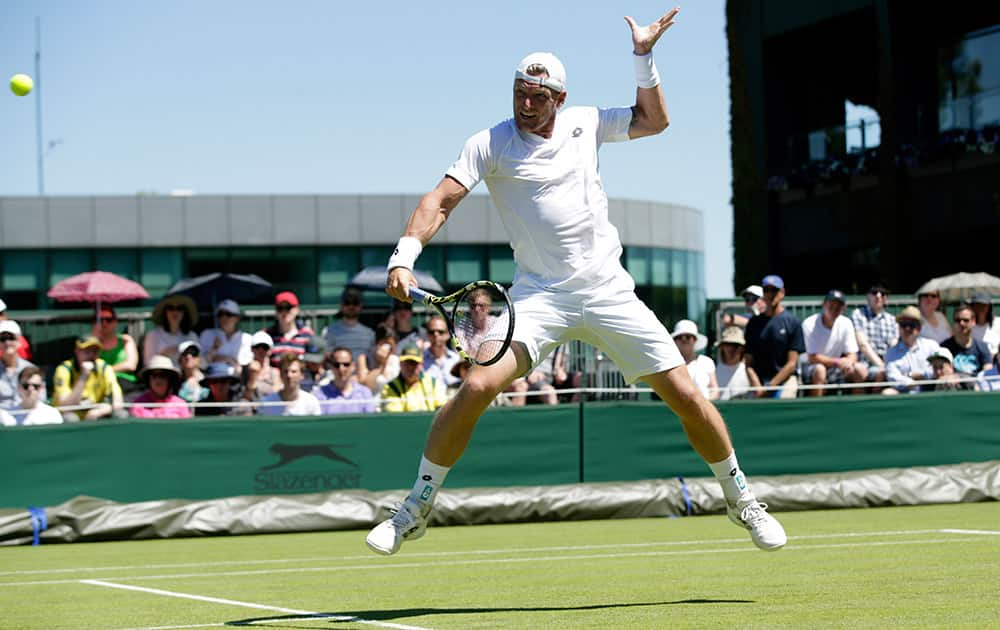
[368,7,787,555]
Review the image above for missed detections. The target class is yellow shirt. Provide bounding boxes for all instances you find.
[380,373,447,412]
[53,358,122,419]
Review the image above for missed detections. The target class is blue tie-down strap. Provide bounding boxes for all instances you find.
[677,477,693,516]
[28,506,48,546]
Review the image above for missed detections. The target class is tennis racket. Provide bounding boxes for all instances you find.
[409,281,515,366]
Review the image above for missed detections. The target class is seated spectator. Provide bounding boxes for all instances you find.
[131,355,192,418]
[360,324,400,394]
[927,347,977,391]
[264,291,315,366]
[721,284,765,329]
[801,290,865,397]
[1,366,62,426]
[300,336,331,392]
[549,344,583,403]
[851,283,897,389]
[177,340,208,404]
[745,275,804,399]
[672,319,718,401]
[942,305,994,377]
[388,299,425,352]
[968,292,1000,356]
[916,290,952,344]
[324,287,375,371]
[0,298,32,360]
[196,363,251,417]
[143,294,199,366]
[883,306,940,395]
[422,315,462,390]
[199,299,252,372]
[243,331,282,401]
[0,320,35,411]
[381,345,447,412]
[978,351,1000,391]
[454,287,497,359]
[715,326,762,400]
[53,335,124,421]
[258,353,322,416]
[449,359,471,396]
[93,305,140,397]
[315,347,376,414]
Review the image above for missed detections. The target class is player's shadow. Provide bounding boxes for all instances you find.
[226,599,755,625]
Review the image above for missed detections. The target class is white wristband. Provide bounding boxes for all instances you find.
[633,52,660,89]
[387,236,422,271]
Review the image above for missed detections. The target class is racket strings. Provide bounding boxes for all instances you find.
[454,289,511,364]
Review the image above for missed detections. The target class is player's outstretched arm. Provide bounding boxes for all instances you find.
[386,176,469,301]
[625,6,678,139]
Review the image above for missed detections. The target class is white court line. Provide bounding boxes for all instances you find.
[4,535,989,588]
[0,528,953,577]
[940,528,1000,535]
[81,579,431,630]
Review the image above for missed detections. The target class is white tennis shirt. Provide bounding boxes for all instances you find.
[446,105,633,292]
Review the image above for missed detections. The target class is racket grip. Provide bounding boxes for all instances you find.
[408,287,431,303]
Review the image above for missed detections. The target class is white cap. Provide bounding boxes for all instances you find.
[670,319,707,351]
[0,298,6,312]
[928,347,954,364]
[0,320,21,337]
[178,340,200,355]
[216,299,241,316]
[515,52,566,93]
[742,285,764,299]
[250,331,273,348]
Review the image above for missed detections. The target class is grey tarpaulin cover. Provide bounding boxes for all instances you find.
[2,461,997,546]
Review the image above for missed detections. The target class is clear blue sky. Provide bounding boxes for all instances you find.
[1,0,736,297]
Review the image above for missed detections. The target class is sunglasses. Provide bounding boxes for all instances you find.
[342,300,361,307]
[919,294,939,299]
[427,329,448,335]
[20,382,44,391]
[331,361,352,368]
[869,290,887,297]
[899,321,920,330]
[954,317,972,323]
[252,344,271,351]
[164,304,185,312]
[217,311,238,318]
[275,304,294,312]
[182,349,200,357]
[0,334,17,342]
[100,317,117,323]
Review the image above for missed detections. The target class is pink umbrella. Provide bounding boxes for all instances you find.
[48,271,150,303]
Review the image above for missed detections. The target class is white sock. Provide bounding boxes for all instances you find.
[408,455,450,512]
[708,451,753,505]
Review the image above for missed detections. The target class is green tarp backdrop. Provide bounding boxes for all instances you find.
[2,392,998,508]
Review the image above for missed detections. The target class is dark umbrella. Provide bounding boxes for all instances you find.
[166,273,274,307]
[349,266,444,293]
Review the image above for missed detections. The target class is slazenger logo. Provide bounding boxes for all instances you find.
[259,443,359,470]
[254,443,361,494]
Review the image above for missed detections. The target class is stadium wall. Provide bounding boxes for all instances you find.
[2,392,997,509]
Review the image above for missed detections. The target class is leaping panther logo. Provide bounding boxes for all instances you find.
[259,443,359,470]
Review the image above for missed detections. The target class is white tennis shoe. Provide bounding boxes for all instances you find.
[366,498,427,555]
[727,498,787,551]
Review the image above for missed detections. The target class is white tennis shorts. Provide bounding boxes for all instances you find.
[510,277,684,384]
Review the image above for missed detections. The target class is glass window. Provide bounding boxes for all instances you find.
[271,248,318,304]
[49,250,92,286]
[141,250,183,300]
[319,248,359,303]
[2,251,46,291]
[651,249,670,286]
[417,246,446,286]
[360,246,394,270]
[488,245,516,284]
[626,247,650,286]
[95,250,139,281]
[445,246,483,285]
[186,248,230,277]
[939,26,1000,131]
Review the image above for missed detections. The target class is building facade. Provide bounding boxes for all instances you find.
[727,1,1000,295]
[0,194,706,325]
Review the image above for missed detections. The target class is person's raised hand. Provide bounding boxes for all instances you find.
[625,6,679,55]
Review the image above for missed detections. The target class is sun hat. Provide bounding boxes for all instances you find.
[715,326,746,347]
[515,52,566,92]
[927,347,954,364]
[895,305,922,324]
[140,355,181,384]
[670,319,707,351]
[200,362,240,385]
[152,294,198,327]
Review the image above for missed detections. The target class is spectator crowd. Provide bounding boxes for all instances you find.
[1,280,997,426]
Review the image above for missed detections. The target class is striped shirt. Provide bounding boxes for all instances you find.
[264,321,315,366]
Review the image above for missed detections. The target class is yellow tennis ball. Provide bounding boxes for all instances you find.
[10,73,33,97]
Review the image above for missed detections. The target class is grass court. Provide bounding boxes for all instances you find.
[2,501,998,629]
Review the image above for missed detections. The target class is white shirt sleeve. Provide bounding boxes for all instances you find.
[596,106,633,144]
[445,128,492,192]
